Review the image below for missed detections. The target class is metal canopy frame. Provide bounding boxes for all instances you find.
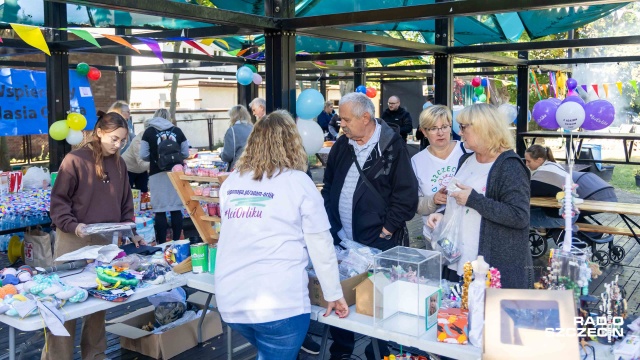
[10,0,639,170]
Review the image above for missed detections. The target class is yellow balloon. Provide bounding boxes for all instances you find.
[49,120,70,141]
[67,112,87,131]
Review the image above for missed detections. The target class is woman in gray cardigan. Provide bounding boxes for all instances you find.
[428,104,532,289]
[221,105,253,171]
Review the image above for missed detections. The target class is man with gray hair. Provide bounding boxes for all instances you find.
[249,97,266,123]
[321,92,418,360]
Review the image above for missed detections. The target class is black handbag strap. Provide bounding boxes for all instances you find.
[350,146,385,206]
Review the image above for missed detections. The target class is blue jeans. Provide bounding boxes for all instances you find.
[530,207,576,229]
[228,313,310,360]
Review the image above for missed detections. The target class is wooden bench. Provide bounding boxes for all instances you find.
[561,222,635,237]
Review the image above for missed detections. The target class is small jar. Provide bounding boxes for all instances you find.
[193,186,204,196]
[210,185,220,198]
[184,165,194,176]
[202,187,211,197]
[207,203,218,217]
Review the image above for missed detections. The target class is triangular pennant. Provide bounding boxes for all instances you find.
[200,38,214,46]
[67,29,101,48]
[236,48,251,57]
[166,37,192,42]
[213,38,229,50]
[592,84,599,97]
[184,40,210,56]
[137,37,164,62]
[581,85,588,93]
[102,34,140,54]
[631,80,639,95]
[11,24,50,55]
[616,81,623,95]
[228,49,240,56]
[603,83,609,98]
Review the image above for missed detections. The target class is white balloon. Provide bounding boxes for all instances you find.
[252,73,262,85]
[498,104,518,125]
[297,120,324,155]
[66,129,84,145]
[555,102,585,130]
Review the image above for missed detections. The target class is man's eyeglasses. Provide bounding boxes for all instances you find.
[425,125,451,134]
[459,124,472,132]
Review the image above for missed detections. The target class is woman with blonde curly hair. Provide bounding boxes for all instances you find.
[427,103,532,289]
[215,110,348,359]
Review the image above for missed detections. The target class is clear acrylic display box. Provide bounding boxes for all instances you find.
[373,246,442,338]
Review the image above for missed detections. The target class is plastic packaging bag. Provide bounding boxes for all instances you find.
[23,167,50,189]
[431,181,464,265]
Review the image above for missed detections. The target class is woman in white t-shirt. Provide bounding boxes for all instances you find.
[426,104,532,289]
[215,110,348,360]
[411,105,467,241]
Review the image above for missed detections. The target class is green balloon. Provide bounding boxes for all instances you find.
[76,63,90,76]
[474,86,484,96]
[478,94,487,102]
[245,64,258,73]
[49,120,70,141]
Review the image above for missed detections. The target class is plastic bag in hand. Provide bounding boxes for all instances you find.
[431,185,463,265]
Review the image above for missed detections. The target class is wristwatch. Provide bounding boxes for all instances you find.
[380,232,392,240]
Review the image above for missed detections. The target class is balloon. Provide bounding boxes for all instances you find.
[355,85,367,94]
[49,120,70,141]
[76,63,90,76]
[252,73,262,85]
[566,78,578,91]
[548,98,562,106]
[582,100,615,131]
[472,96,478,102]
[474,87,484,96]
[562,95,585,106]
[297,119,324,155]
[66,112,87,131]
[245,64,258,73]
[532,100,560,130]
[471,77,481,87]
[498,104,518,124]
[478,94,487,102]
[365,87,377,98]
[556,101,585,130]
[567,89,576,97]
[481,78,488,87]
[451,105,464,135]
[65,129,84,145]
[87,67,101,81]
[296,89,325,120]
[236,66,253,85]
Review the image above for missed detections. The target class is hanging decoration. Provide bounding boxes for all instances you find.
[48,112,88,145]
[67,29,101,48]
[592,84,599,98]
[616,81,623,95]
[101,34,140,54]
[11,24,50,55]
[603,84,609,98]
[76,62,90,76]
[183,40,210,56]
[631,80,639,95]
[137,37,164,62]
[87,67,102,81]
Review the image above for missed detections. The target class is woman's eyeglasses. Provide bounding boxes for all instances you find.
[109,136,127,147]
[425,125,451,134]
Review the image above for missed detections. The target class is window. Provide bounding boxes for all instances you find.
[164,101,180,108]
[130,102,141,109]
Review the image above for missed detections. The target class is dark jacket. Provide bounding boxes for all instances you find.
[456,150,533,289]
[317,110,334,132]
[140,117,189,176]
[321,119,418,249]
[381,107,413,141]
[328,114,341,140]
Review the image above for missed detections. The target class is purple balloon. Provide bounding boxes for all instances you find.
[582,100,615,131]
[562,95,585,106]
[566,78,578,91]
[532,99,560,130]
[548,98,562,106]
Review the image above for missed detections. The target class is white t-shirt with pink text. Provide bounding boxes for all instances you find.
[214,169,332,324]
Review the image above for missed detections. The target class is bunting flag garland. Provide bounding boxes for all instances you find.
[11,24,50,55]
[616,81,623,95]
[592,84,599,97]
[581,84,588,93]
[631,80,639,95]
[137,37,163,62]
[529,70,542,100]
[102,34,140,54]
[183,40,210,56]
[67,29,101,48]
[603,83,609,98]
[204,38,229,50]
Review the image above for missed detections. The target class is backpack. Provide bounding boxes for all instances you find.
[156,127,183,171]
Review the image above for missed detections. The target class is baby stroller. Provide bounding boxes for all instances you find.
[529,172,625,266]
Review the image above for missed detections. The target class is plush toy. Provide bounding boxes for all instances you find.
[95,266,139,289]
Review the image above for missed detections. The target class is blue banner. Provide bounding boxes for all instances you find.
[0,69,97,136]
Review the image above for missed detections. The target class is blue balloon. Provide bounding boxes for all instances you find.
[296,89,325,120]
[481,78,488,87]
[472,96,478,102]
[355,85,366,94]
[236,66,254,86]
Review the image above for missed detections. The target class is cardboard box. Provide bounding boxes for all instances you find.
[354,273,390,316]
[437,308,469,344]
[309,272,368,307]
[614,335,640,360]
[106,305,223,359]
